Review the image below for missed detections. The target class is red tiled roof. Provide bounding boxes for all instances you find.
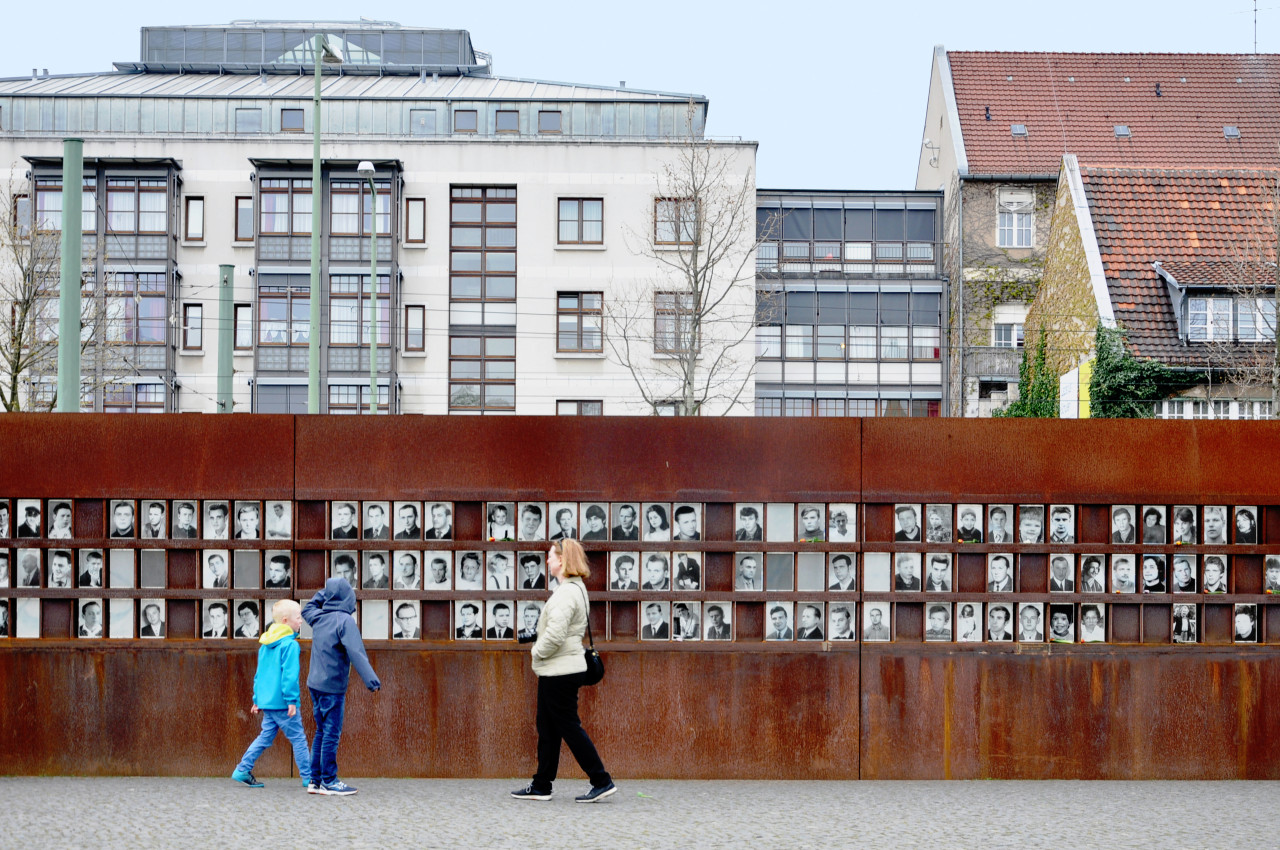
[1080,167,1279,364]
[1157,259,1277,289]
[949,53,1280,175]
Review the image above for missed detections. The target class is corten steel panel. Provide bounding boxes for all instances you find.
[860,647,1280,779]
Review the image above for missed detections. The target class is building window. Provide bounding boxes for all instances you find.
[993,323,1024,348]
[784,398,813,417]
[816,398,846,416]
[557,292,603,352]
[409,109,436,136]
[105,273,166,344]
[280,108,305,132]
[235,196,254,241]
[449,335,515,411]
[912,326,940,359]
[538,110,562,133]
[405,305,425,352]
[331,180,390,236]
[329,385,389,414]
[655,198,696,245]
[329,274,390,346]
[405,198,426,243]
[182,304,203,350]
[1241,400,1273,419]
[849,326,876,359]
[816,326,845,359]
[881,399,910,417]
[234,304,253,350]
[34,177,95,233]
[1236,298,1276,342]
[495,110,519,133]
[449,186,517,323]
[558,199,603,244]
[103,383,165,414]
[13,193,30,239]
[235,108,263,133]
[454,110,478,133]
[784,324,813,359]
[755,398,782,416]
[880,326,908,359]
[849,399,877,416]
[997,189,1034,248]
[557,400,603,415]
[911,399,942,417]
[107,178,167,234]
[756,326,781,358]
[258,179,311,236]
[257,277,310,346]
[654,291,695,354]
[1188,297,1231,341]
[184,197,204,241]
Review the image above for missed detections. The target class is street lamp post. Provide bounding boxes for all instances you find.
[357,160,378,415]
[308,34,342,414]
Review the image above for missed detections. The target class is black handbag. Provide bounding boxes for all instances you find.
[574,584,605,686]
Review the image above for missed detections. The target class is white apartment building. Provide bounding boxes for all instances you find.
[0,21,757,414]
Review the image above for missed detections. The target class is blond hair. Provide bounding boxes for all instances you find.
[272,598,301,623]
[553,538,591,579]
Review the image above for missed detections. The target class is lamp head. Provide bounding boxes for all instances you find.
[357,161,376,176]
[319,36,343,65]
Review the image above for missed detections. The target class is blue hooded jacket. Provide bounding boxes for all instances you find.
[302,577,381,695]
[253,622,301,710]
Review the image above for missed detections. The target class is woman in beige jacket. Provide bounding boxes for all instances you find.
[511,538,616,803]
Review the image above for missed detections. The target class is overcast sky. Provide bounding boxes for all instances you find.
[5,0,1272,190]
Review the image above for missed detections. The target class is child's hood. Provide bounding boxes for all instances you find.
[259,622,296,646]
[320,576,357,615]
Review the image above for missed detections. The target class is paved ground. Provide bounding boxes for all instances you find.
[1,776,1275,848]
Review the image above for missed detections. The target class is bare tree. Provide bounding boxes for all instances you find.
[604,114,772,415]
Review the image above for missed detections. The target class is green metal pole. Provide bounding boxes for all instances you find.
[218,264,234,412]
[56,138,84,412]
[368,176,378,414]
[308,34,323,414]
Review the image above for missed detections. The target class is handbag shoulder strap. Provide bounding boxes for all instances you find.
[572,582,595,650]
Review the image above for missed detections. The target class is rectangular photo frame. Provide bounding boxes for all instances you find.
[1048,504,1076,543]
[1016,602,1044,642]
[1141,505,1167,544]
[1017,505,1044,544]
[642,552,672,591]
[828,553,857,591]
[78,598,104,638]
[361,501,391,541]
[893,552,921,591]
[1079,603,1106,643]
[233,501,261,540]
[78,549,105,588]
[485,501,516,542]
[608,552,637,590]
[203,501,230,540]
[392,551,420,590]
[1111,505,1137,544]
[139,500,167,540]
[171,501,199,538]
[580,503,608,541]
[1047,603,1075,643]
[924,504,953,544]
[1202,554,1228,594]
[265,500,293,540]
[1048,554,1075,592]
[956,602,983,642]
[735,553,763,591]
[674,552,702,590]
[108,500,137,539]
[828,503,857,542]
[863,602,891,642]
[424,552,452,590]
[15,499,42,538]
[1171,505,1196,545]
[797,602,825,640]
[1110,554,1136,594]
[392,601,421,639]
[47,500,73,540]
[797,504,825,542]
[1203,505,1229,545]
[923,552,952,592]
[232,599,262,639]
[1172,603,1198,644]
[516,502,547,542]
[139,599,166,638]
[640,600,670,640]
[672,601,702,641]
[330,551,358,587]
[456,551,484,590]
[424,502,455,540]
[828,602,857,640]
[1235,506,1259,544]
[956,504,982,543]
[987,504,1014,543]
[924,601,952,642]
[517,552,546,590]
[485,600,515,640]
[391,501,420,541]
[1080,554,1106,593]
[609,502,640,542]
[454,600,483,640]
[893,503,922,542]
[704,602,733,641]
[202,599,229,638]
[765,601,794,641]
[672,503,703,542]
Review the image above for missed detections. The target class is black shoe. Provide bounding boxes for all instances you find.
[510,784,552,801]
[575,781,617,803]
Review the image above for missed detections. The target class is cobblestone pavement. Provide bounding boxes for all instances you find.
[0,776,1275,848]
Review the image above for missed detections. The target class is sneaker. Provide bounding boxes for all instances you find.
[322,780,358,796]
[510,784,552,801]
[575,782,617,803]
[231,770,263,788]
[306,782,328,795]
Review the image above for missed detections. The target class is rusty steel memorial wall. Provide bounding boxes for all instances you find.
[1,414,1279,780]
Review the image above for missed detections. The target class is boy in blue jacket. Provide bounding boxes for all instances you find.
[231,599,310,787]
[302,577,380,796]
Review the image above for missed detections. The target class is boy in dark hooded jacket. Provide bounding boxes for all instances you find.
[302,577,380,796]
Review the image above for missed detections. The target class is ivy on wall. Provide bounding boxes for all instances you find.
[1089,324,1203,418]
[994,329,1058,418]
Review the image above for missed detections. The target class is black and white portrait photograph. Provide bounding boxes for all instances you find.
[424,553,452,590]
[580,503,609,541]
[0,500,9,538]
[486,601,515,640]
[766,552,795,591]
[517,502,546,542]
[425,502,454,540]
[674,552,701,590]
[1048,554,1075,592]
[1171,555,1198,593]
[828,553,857,591]
[78,598,103,638]
[672,601,702,641]
[518,552,546,590]
[829,604,857,640]
[609,553,637,590]
[893,552,921,591]
[548,502,576,542]
[47,550,73,588]
[1017,602,1044,642]
[140,599,166,638]
[109,500,136,539]
[1141,505,1167,544]
[139,550,165,589]
[1235,506,1259,544]
[1171,505,1196,545]
[360,600,389,641]
[0,551,8,588]
[986,552,1015,593]
[893,504,922,541]
[1172,604,1198,644]
[1267,556,1280,594]
[392,552,419,590]
[202,501,230,541]
[672,503,702,542]
[362,501,391,540]
[486,551,516,590]
[485,502,516,541]
[956,504,982,543]
[46,500,73,539]
[15,499,42,538]
[234,551,261,589]
[1202,555,1228,593]
[15,597,38,638]
[796,603,824,640]
[203,551,230,589]
[171,501,198,538]
[265,552,292,589]
[863,602,891,642]
[862,552,892,592]
[16,549,41,588]
[265,501,292,540]
[828,503,857,542]
[923,553,952,591]
[518,601,544,642]
[987,504,1014,543]
[1140,554,1166,593]
[956,603,983,642]
[202,599,229,638]
[924,504,952,544]
[330,552,358,587]
[765,602,794,641]
[733,503,764,541]
[362,552,390,589]
[924,603,952,642]
[1203,505,1229,545]
[77,549,104,589]
[1111,505,1137,543]
[1234,603,1259,643]
[641,601,670,640]
[233,600,261,638]
[797,504,825,542]
[1048,505,1075,543]
[1047,604,1075,643]
[330,501,358,540]
[610,503,640,542]
[392,601,420,639]
[1017,505,1044,543]
[1079,604,1106,643]
[1080,555,1106,592]
[1110,555,1136,593]
[735,553,762,591]
[231,501,259,540]
[642,553,671,591]
[137,500,165,539]
[392,502,420,541]
[456,551,484,590]
[641,502,671,542]
[704,602,733,640]
[455,601,483,640]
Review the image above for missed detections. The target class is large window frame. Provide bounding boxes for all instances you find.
[103,383,165,414]
[184,196,204,241]
[257,279,310,347]
[258,178,312,236]
[404,197,426,244]
[34,177,96,234]
[234,304,253,350]
[105,273,166,345]
[234,196,254,242]
[330,180,391,237]
[182,303,203,350]
[329,384,389,415]
[328,274,391,347]
[557,292,603,353]
[404,305,425,352]
[558,198,603,245]
[654,291,696,354]
[997,189,1034,249]
[106,178,168,235]
[557,400,603,415]
[655,198,697,246]
[448,335,516,411]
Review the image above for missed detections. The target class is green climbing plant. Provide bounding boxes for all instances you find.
[1089,324,1202,418]
[994,329,1058,417]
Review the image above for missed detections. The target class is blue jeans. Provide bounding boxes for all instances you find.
[235,708,311,778]
[309,689,347,786]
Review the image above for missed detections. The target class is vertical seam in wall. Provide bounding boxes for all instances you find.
[857,417,864,780]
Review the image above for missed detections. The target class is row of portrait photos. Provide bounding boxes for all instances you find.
[0,499,293,541]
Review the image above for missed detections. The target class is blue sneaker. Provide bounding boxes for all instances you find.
[231,769,263,788]
[322,779,357,796]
